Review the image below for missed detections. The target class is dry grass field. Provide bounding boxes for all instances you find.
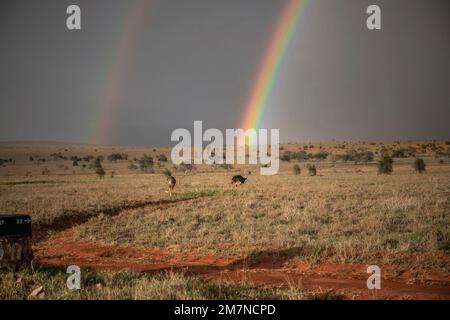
[0,140,449,299]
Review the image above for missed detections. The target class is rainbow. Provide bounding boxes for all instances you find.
[241,0,308,140]
[89,0,152,145]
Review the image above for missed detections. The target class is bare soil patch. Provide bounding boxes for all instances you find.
[34,230,450,300]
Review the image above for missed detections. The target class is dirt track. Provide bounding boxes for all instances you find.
[30,193,450,300]
[34,229,450,300]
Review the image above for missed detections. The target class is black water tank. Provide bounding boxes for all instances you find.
[0,214,32,238]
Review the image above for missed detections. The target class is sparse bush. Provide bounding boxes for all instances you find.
[107,153,128,162]
[83,155,94,162]
[70,156,82,162]
[110,171,115,178]
[90,156,103,169]
[0,158,10,166]
[138,154,154,171]
[157,153,168,162]
[72,160,78,166]
[307,164,317,176]
[280,153,291,162]
[414,158,426,173]
[392,149,407,158]
[96,167,106,178]
[313,152,328,160]
[163,169,172,177]
[353,151,374,164]
[378,156,393,174]
[50,152,67,161]
[292,151,308,161]
[293,164,301,175]
[41,168,51,176]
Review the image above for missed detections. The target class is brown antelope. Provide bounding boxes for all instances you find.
[164,169,176,196]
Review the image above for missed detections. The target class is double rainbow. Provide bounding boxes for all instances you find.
[88,0,307,145]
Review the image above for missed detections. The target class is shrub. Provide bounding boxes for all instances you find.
[392,149,407,158]
[107,153,128,162]
[158,153,168,162]
[378,156,393,174]
[72,160,78,166]
[293,164,301,175]
[293,151,309,161]
[163,169,172,177]
[41,168,51,176]
[354,151,374,164]
[50,152,67,161]
[138,154,154,171]
[89,156,103,169]
[280,153,291,162]
[96,167,106,178]
[313,152,328,160]
[414,158,426,173]
[307,164,317,176]
[83,155,94,162]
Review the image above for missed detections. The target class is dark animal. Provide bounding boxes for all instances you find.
[231,175,247,186]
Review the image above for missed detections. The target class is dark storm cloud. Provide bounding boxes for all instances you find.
[0,0,449,146]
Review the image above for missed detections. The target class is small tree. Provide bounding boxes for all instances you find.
[139,154,154,172]
[307,164,317,176]
[414,158,426,173]
[293,164,301,175]
[280,153,291,162]
[378,156,393,174]
[96,167,106,178]
[90,156,103,169]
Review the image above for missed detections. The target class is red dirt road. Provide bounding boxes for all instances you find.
[34,230,450,300]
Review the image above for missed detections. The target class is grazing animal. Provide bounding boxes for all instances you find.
[231,175,247,187]
[164,169,176,196]
[167,175,176,196]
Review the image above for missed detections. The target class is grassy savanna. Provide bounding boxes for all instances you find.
[75,164,450,266]
[0,141,449,299]
[0,266,305,300]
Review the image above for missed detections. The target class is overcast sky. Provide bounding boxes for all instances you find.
[1,0,449,146]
